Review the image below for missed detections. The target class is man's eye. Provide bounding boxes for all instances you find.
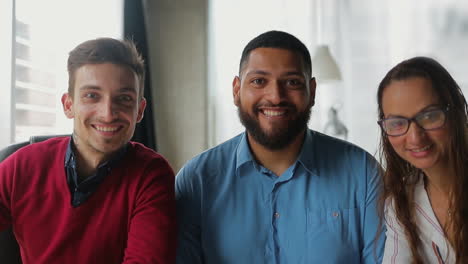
[118,95,134,102]
[286,79,303,87]
[251,78,265,85]
[84,93,98,99]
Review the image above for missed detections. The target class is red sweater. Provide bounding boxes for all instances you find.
[0,137,176,264]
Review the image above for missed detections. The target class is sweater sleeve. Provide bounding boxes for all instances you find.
[382,199,412,264]
[0,155,14,231]
[122,157,177,264]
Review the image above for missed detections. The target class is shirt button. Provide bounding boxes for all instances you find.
[274,212,280,219]
[332,212,339,217]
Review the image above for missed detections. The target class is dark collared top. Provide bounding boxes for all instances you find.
[64,137,127,207]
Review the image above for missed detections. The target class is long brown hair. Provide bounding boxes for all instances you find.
[377,57,468,263]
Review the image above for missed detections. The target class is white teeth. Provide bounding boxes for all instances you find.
[263,110,285,116]
[95,126,118,132]
[412,145,431,152]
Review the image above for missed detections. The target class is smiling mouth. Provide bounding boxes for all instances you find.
[93,125,121,133]
[262,109,287,117]
[409,145,431,152]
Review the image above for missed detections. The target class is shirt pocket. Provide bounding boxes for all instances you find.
[306,207,361,263]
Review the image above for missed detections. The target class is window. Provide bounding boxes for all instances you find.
[0,0,123,149]
[208,0,468,155]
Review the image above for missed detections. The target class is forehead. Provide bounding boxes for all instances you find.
[73,63,139,94]
[242,48,306,76]
[382,77,440,116]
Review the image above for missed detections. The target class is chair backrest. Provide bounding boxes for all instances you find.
[0,135,69,264]
[0,142,29,163]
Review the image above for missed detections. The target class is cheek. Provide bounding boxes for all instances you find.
[428,129,451,147]
[291,91,310,107]
[238,92,255,108]
[388,136,405,151]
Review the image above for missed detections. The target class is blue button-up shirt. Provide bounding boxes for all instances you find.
[176,130,384,264]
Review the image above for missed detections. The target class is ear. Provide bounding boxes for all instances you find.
[233,76,241,107]
[136,97,147,123]
[61,93,75,119]
[308,77,317,107]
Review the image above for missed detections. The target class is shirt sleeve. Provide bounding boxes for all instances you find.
[122,157,177,264]
[175,165,204,264]
[362,154,385,264]
[382,199,412,264]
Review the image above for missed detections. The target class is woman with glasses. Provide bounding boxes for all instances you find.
[377,56,468,263]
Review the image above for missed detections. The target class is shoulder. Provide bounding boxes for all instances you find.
[126,141,174,174]
[3,136,69,165]
[311,130,372,156]
[21,136,69,154]
[128,141,168,162]
[307,129,378,167]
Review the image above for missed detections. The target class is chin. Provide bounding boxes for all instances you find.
[408,159,440,171]
[92,140,126,154]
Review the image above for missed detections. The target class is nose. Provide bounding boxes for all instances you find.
[99,97,118,122]
[406,121,426,143]
[265,81,285,105]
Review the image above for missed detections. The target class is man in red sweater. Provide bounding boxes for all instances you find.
[0,38,176,263]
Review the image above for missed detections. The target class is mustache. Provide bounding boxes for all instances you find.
[254,102,296,108]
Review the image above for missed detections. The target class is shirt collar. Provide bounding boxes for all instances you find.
[235,130,319,177]
[64,136,128,171]
[296,129,319,176]
[235,132,255,171]
[65,136,75,168]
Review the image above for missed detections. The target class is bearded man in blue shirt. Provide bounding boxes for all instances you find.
[176,30,385,264]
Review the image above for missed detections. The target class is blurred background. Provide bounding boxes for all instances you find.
[1,0,467,171]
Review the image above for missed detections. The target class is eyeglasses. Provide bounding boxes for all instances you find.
[378,106,449,136]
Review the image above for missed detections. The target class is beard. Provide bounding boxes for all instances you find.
[238,102,311,150]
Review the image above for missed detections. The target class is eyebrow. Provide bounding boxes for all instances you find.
[78,85,137,94]
[244,70,305,77]
[119,87,137,94]
[79,85,100,91]
[245,70,270,77]
[386,104,444,118]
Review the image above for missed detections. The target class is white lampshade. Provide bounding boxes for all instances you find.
[312,45,342,81]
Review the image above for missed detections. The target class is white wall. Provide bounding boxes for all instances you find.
[144,0,468,171]
[145,0,208,171]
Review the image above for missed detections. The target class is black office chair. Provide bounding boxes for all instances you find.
[0,135,69,264]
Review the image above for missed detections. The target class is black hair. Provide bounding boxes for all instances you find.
[239,30,312,77]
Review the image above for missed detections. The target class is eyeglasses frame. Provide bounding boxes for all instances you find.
[378,105,450,137]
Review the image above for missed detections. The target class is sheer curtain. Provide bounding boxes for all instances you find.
[208,0,468,156]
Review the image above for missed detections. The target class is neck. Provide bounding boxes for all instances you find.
[423,163,454,195]
[72,136,114,179]
[247,130,306,177]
